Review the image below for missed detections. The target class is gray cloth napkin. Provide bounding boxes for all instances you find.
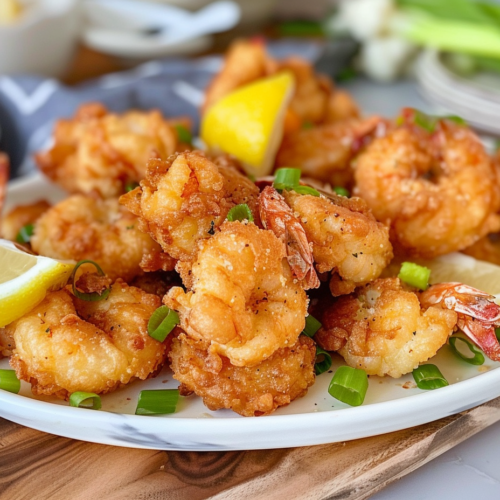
[0,40,320,179]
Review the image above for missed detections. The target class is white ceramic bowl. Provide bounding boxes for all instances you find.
[0,0,80,77]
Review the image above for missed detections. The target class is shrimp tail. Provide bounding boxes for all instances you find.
[420,283,500,361]
[259,186,320,290]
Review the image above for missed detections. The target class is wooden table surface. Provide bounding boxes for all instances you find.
[4,42,499,500]
[2,398,500,500]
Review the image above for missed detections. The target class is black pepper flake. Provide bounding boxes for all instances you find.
[352,253,358,258]
[208,221,215,235]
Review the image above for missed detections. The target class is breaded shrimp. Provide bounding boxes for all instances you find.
[35,103,191,198]
[324,89,360,124]
[170,333,316,417]
[354,109,500,258]
[282,190,393,296]
[120,151,260,263]
[463,234,500,266]
[31,194,171,282]
[315,278,457,377]
[275,116,383,186]
[6,280,168,399]
[165,221,308,367]
[1,200,50,241]
[259,186,319,289]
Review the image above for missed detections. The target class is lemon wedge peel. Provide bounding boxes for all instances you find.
[201,72,295,177]
[0,240,75,327]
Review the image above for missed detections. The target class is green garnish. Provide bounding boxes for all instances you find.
[71,260,111,302]
[412,364,449,390]
[328,366,369,407]
[227,204,254,222]
[125,181,139,193]
[315,347,333,375]
[449,336,485,365]
[302,314,322,338]
[15,223,34,244]
[398,262,431,291]
[0,369,21,394]
[333,186,350,198]
[175,124,193,145]
[135,389,180,415]
[274,168,320,196]
[69,392,102,410]
[147,306,180,342]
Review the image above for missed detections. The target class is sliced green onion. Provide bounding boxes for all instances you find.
[408,109,466,132]
[333,186,350,198]
[15,223,34,244]
[315,347,332,375]
[226,204,254,222]
[175,124,193,145]
[302,121,314,130]
[449,336,485,365]
[328,366,368,407]
[125,181,139,193]
[71,260,110,302]
[148,305,180,342]
[0,369,20,394]
[293,185,320,197]
[336,67,357,83]
[302,314,322,337]
[135,389,179,415]
[445,115,467,125]
[398,262,431,291]
[69,391,102,410]
[274,168,302,190]
[412,364,449,390]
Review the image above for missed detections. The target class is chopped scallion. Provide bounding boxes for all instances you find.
[293,185,320,197]
[125,181,139,193]
[302,314,322,337]
[333,186,350,198]
[227,204,254,222]
[328,366,368,406]
[412,364,448,390]
[135,389,179,415]
[449,336,485,365]
[148,306,180,342]
[16,223,34,244]
[315,347,332,375]
[0,369,20,394]
[71,260,110,302]
[398,262,431,290]
[175,124,193,145]
[69,391,102,410]
[274,168,302,190]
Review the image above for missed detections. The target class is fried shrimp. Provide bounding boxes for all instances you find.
[5,280,168,399]
[354,109,500,258]
[463,234,500,266]
[31,194,171,282]
[282,190,393,296]
[275,116,383,186]
[170,333,316,417]
[315,278,457,377]
[1,200,50,241]
[120,151,260,263]
[165,221,308,367]
[259,186,319,289]
[35,103,190,198]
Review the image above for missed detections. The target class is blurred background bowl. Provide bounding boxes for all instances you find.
[0,0,80,78]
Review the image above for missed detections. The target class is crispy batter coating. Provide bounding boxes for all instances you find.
[35,103,191,198]
[283,191,393,296]
[276,117,383,186]
[165,221,308,367]
[0,327,15,358]
[120,151,260,263]
[464,235,500,266]
[31,194,171,282]
[6,280,167,399]
[202,39,358,127]
[315,278,457,377]
[1,200,51,241]
[354,112,500,258]
[170,333,316,417]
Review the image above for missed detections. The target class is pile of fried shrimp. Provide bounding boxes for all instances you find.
[2,40,500,418]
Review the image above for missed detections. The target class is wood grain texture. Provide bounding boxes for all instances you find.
[2,399,500,500]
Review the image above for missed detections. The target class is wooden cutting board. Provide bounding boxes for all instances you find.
[1,398,500,500]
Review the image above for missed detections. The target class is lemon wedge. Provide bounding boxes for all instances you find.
[0,240,75,327]
[201,72,295,177]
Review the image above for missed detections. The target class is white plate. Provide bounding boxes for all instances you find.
[2,173,500,451]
